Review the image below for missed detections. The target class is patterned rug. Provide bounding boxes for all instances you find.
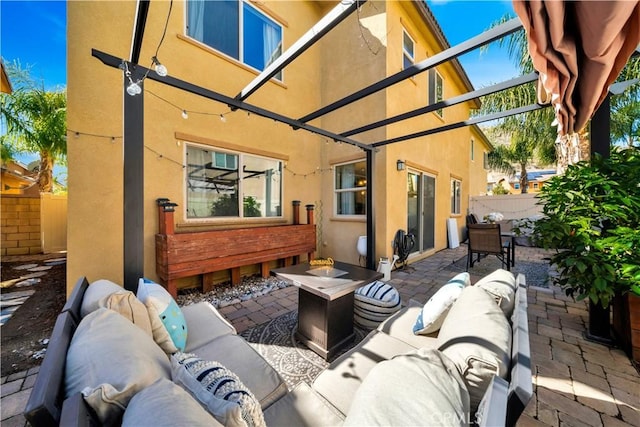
[240,311,368,390]
[444,253,550,288]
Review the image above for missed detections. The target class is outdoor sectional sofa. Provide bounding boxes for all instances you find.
[25,269,532,426]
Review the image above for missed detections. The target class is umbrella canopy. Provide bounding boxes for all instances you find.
[513,0,640,136]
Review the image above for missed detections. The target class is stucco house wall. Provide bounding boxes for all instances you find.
[66,0,490,294]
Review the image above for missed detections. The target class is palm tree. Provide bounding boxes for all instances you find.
[1,62,66,192]
[610,56,640,148]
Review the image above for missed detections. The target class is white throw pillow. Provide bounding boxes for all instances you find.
[137,278,187,353]
[171,352,266,427]
[413,272,470,335]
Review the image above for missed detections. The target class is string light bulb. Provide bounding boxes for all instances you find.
[126,81,142,96]
[220,114,227,123]
[181,110,189,119]
[152,56,168,77]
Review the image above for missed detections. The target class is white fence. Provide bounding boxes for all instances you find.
[469,193,542,220]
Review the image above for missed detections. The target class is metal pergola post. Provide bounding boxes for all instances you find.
[123,65,145,292]
[365,149,375,270]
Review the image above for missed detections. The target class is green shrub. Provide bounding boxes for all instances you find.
[534,148,640,307]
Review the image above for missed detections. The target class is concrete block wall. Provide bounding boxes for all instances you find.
[1,195,41,256]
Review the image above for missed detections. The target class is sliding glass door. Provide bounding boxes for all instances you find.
[407,171,435,253]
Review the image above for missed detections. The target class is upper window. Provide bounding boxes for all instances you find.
[483,152,489,169]
[470,139,475,161]
[187,0,283,79]
[402,30,414,70]
[186,144,283,219]
[451,178,461,215]
[428,69,444,117]
[335,161,367,216]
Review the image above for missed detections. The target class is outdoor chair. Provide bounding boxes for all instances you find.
[467,223,511,271]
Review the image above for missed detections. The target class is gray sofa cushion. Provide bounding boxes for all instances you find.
[474,268,517,317]
[65,308,171,425]
[263,382,344,427]
[344,348,470,426]
[80,279,122,318]
[182,302,236,352]
[376,301,439,348]
[122,378,222,427]
[313,330,421,416]
[437,286,512,413]
[190,333,287,410]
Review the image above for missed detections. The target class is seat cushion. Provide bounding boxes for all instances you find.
[182,302,236,352]
[313,330,421,416]
[343,348,470,427]
[474,268,517,317]
[413,272,470,335]
[376,301,438,348]
[122,378,222,427]
[437,286,512,413]
[65,308,171,425]
[171,352,265,427]
[189,334,287,410]
[354,281,401,329]
[263,382,344,427]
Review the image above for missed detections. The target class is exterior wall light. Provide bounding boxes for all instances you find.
[397,159,405,171]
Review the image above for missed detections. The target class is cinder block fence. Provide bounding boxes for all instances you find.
[1,194,41,256]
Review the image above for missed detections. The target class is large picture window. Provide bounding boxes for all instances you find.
[186,144,282,219]
[335,161,367,216]
[187,0,283,79]
[451,178,461,215]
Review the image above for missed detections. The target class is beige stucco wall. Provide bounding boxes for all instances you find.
[67,1,328,293]
[67,0,490,294]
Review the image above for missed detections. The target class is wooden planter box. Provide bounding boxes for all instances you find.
[613,292,640,363]
[155,199,316,297]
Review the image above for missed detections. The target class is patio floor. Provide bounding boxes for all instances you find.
[2,245,638,426]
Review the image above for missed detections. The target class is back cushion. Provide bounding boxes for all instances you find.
[80,279,123,318]
[437,286,512,413]
[65,308,171,425]
[344,348,469,426]
[474,269,517,317]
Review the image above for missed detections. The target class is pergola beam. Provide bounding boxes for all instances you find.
[372,103,549,147]
[341,72,538,137]
[299,17,523,123]
[93,49,373,152]
[236,0,366,101]
[130,0,151,64]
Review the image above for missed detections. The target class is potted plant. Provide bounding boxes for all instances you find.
[534,148,640,357]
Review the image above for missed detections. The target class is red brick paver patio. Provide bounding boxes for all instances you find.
[2,245,638,426]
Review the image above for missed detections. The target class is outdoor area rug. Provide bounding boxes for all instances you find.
[445,254,550,288]
[240,311,369,390]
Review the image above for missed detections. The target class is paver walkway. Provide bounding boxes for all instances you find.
[2,246,638,426]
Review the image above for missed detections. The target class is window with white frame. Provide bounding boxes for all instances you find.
[335,160,367,216]
[186,144,282,219]
[186,0,283,79]
[428,69,444,117]
[450,178,461,215]
[402,30,414,70]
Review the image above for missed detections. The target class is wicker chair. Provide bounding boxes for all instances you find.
[467,223,511,271]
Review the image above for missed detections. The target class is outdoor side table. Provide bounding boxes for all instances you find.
[272,261,382,360]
